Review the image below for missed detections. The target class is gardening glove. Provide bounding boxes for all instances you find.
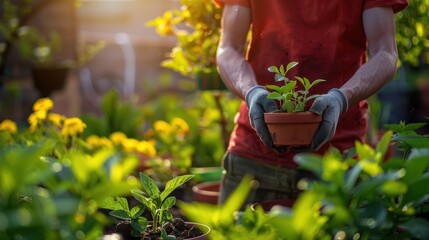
[308,88,348,151]
[245,85,285,152]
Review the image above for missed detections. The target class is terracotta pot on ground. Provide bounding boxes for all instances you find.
[192,181,220,205]
[264,112,322,146]
[31,66,69,97]
[250,198,296,212]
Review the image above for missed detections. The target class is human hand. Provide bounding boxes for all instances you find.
[307,88,348,151]
[245,85,285,152]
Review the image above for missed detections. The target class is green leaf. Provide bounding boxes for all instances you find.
[380,180,407,196]
[280,81,296,94]
[161,196,176,210]
[295,76,305,87]
[279,64,285,75]
[402,173,429,204]
[160,174,194,201]
[284,101,295,112]
[139,172,161,198]
[294,154,323,177]
[275,74,286,82]
[375,131,393,163]
[130,206,145,218]
[266,85,282,92]
[344,164,363,191]
[131,217,148,233]
[309,79,326,89]
[296,102,305,112]
[268,66,279,73]
[109,209,131,220]
[267,92,283,100]
[99,197,128,211]
[399,218,429,239]
[356,201,387,229]
[131,190,157,215]
[286,61,299,73]
[402,155,429,184]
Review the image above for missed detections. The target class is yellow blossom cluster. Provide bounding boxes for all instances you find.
[153,117,190,140]
[28,98,86,137]
[85,131,157,158]
[0,119,18,134]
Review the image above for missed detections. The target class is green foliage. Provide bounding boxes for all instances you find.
[395,0,429,66]
[146,0,222,77]
[102,173,193,238]
[266,62,325,112]
[82,90,146,139]
[294,131,429,239]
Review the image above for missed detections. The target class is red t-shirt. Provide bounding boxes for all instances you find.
[216,0,408,168]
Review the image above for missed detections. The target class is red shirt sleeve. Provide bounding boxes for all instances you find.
[213,0,250,8]
[364,0,408,13]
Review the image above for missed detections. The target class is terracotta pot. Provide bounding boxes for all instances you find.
[250,198,296,212]
[264,112,322,146]
[192,181,220,205]
[31,66,69,97]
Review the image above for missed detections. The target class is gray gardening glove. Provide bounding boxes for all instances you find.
[245,85,284,152]
[308,88,348,150]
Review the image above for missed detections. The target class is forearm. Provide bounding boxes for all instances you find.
[340,50,398,106]
[217,46,257,99]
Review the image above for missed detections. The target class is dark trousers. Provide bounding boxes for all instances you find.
[218,152,316,207]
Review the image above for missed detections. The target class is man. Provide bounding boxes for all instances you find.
[215,0,408,205]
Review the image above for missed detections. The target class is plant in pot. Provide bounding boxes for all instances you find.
[146,0,226,91]
[264,61,325,147]
[100,172,210,240]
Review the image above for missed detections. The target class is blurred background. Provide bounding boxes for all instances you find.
[0,0,429,138]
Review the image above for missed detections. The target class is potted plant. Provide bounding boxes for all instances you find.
[146,0,226,91]
[264,61,325,146]
[100,172,211,240]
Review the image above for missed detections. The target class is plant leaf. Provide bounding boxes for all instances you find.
[279,64,285,75]
[399,218,429,239]
[160,174,194,201]
[139,172,161,198]
[284,101,295,112]
[268,66,279,73]
[267,92,283,100]
[275,74,287,82]
[131,217,148,233]
[309,79,326,89]
[109,209,131,220]
[130,205,145,218]
[161,196,176,210]
[280,81,296,94]
[286,61,299,73]
[266,85,282,92]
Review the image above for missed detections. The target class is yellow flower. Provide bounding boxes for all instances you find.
[154,120,172,136]
[171,117,189,134]
[136,140,157,157]
[99,137,113,148]
[28,111,47,132]
[61,118,86,137]
[122,138,139,153]
[86,135,102,147]
[48,113,66,127]
[0,119,17,134]
[33,98,54,112]
[110,132,127,146]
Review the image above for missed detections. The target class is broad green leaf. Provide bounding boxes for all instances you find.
[399,218,429,239]
[355,142,375,160]
[296,102,305,112]
[109,209,131,220]
[139,172,161,198]
[295,76,305,87]
[267,92,283,100]
[130,205,145,218]
[356,201,387,229]
[286,61,299,73]
[402,155,429,184]
[402,173,429,204]
[344,164,363,191]
[99,197,128,211]
[161,196,176,210]
[380,180,407,196]
[160,174,194,201]
[374,131,393,163]
[266,85,282,92]
[303,77,311,89]
[280,81,296,94]
[268,66,279,73]
[294,154,323,177]
[131,190,157,215]
[131,217,148,233]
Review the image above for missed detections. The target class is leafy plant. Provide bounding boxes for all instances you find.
[101,173,194,238]
[266,61,325,112]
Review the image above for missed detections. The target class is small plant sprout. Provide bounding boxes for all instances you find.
[266,61,326,112]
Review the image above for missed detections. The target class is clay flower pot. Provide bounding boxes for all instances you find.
[264,112,322,146]
[192,181,220,205]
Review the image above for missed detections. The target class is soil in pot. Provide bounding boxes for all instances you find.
[114,218,210,240]
[264,112,322,146]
